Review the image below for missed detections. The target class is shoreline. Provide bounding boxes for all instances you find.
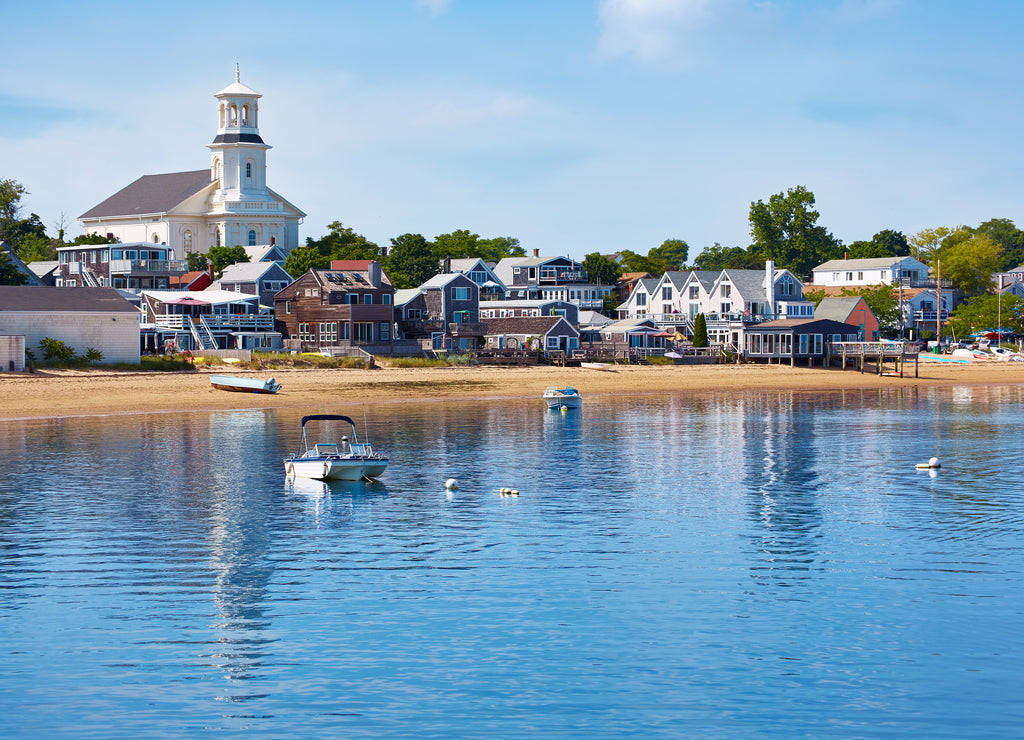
[2,359,1023,421]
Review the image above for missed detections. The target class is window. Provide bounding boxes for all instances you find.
[636,293,647,306]
[246,162,252,179]
[721,284,731,298]
[379,322,390,341]
[832,272,840,281]
[720,303,731,314]
[346,294,357,304]
[846,272,853,281]
[453,287,470,300]
[780,334,792,354]
[284,300,291,314]
[546,336,559,350]
[382,294,392,305]
[363,294,373,304]
[813,334,823,354]
[662,286,672,300]
[689,286,699,299]
[183,230,192,252]
[248,230,256,246]
[799,334,809,354]
[857,271,864,281]
[299,322,313,342]
[354,322,373,343]
[831,334,842,344]
[319,322,338,342]
[215,229,222,247]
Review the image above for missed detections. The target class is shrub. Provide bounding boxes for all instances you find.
[692,314,709,348]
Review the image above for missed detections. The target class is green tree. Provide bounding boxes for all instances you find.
[908,226,959,263]
[615,249,660,276]
[973,218,1024,271]
[283,245,329,278]
[649,239,689,271]
[187,252,209,272]
[433,230,480,262]
[692,313,709,347]
[692,243,761,271]
[582,252,621,285]
[387,233,439,288]
[285,221,380,277]
[748,185,842,277]
[207,245,249,277]
[0,179,28,247]
[938,233,1002,296]
[476,236,525,262]
[16,233,57,263]
[70,233,116,245]
[0,250,28,285]
[946,292,1024,340]
[846,230,910,260]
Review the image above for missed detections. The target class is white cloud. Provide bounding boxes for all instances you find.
[596,0,717,63]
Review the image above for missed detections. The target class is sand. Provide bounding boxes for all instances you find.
[2,356,1023,421]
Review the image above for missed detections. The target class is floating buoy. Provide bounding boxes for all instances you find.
[560,405,568,414]
[445,478,459,490]
[499,487,520,497]
[915,457,941,470]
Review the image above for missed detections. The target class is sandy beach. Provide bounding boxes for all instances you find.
[2,357,1023,421]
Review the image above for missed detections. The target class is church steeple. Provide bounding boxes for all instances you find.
[208,65,271,201]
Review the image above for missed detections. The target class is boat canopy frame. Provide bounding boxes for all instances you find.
[299,414,360,453]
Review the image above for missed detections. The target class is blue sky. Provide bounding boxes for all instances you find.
[3,0,1022,260]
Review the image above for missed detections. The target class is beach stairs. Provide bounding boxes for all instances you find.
[190,317,218,351]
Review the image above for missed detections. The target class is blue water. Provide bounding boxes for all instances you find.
[1,386,1023,738]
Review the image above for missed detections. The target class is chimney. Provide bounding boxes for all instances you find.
[533,248,539,258]
[765,260,775,319]
[844,252,848,260]
[207,260,214,283]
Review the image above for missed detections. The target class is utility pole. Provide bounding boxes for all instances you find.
[936,259,941,348]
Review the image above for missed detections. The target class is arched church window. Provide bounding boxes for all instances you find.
[242,105,249,125]
[229,104,238,126]
[248,230,257,246]
[215,229,222,247]
[183,230,193,252]
[246,162,252,179]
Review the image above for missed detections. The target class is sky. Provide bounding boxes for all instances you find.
[3,0,1023,261]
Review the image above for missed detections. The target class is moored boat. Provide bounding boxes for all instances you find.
[283,414,389,481]
[543,387,582,410]
[210,374,281,394]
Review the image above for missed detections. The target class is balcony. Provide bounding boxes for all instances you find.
[538,268,588,285]
[912,310,950,323]
[110,259,188,275]
[448,321,488,337]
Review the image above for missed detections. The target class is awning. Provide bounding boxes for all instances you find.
[653,331,673,337]
[170,298,210,305]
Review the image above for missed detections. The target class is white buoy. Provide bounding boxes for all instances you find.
[915,457,941,470]
[445,478,459,490]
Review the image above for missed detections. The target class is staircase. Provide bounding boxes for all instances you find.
[189,316,218,350]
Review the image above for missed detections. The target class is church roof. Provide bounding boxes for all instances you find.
[80,170,212,219]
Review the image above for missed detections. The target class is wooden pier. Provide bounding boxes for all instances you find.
[831,342,920,378]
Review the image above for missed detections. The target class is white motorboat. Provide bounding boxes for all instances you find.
[283,414,389,481]
[543,387,582,410]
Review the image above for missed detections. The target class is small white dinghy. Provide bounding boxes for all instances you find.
[283,414,388,481]
[210,375,281,394]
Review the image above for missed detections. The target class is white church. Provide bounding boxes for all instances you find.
[79,68,305,256]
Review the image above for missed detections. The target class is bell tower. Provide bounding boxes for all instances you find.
[208,64,271,203]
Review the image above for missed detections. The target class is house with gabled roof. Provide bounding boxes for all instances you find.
[216,260,292,307]
[0,286,140,364]
[617,276,660,319]
[483,315,580,354]
[403,272,484,351]
[449,257,506,300]
[811,256,929,287]
[79,69,305,258]
[814,296,878,340]
[140,288,277,352]
[493,251,611,310]
[273,260,395,353]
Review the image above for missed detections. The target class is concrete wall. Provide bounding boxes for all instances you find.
[0,312,140,364]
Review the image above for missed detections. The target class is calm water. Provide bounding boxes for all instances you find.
[1,386,1023,738]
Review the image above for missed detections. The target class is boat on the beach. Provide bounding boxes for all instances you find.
[543,387,582,410]
[210,374,281,393]
[283,414,389,481]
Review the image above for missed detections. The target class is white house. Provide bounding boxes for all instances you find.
[0,286,141,364]
[79,67,305,258]
[811,256,929,287]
